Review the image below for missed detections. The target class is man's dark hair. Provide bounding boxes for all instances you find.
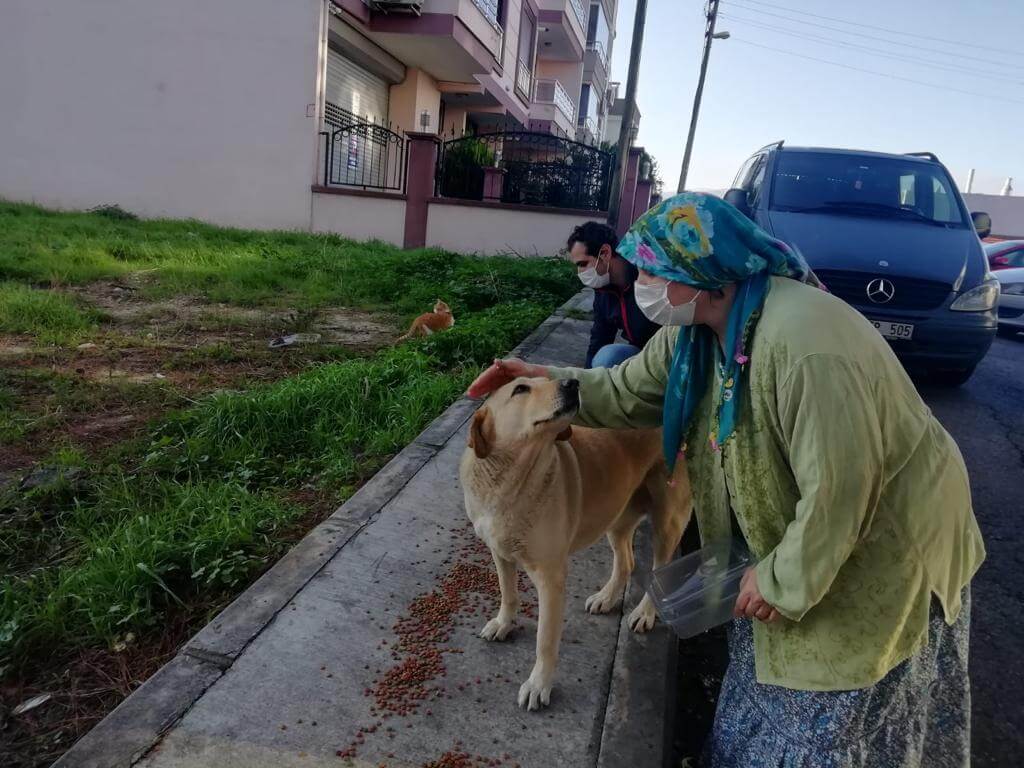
[567,221,619,257]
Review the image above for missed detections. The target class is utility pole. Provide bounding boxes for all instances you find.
[677,0,728,193]
[607,0,648,229]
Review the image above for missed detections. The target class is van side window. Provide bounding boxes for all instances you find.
[732,155,757,190]
[747,155,768,207]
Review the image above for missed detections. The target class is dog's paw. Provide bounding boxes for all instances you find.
[517,673,553,711]
[627,601,657,633]
[480,616,515,641]
[584,587,623,614]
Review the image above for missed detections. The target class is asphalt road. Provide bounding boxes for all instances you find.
[922,335,1024,767]
[671,334,1024,767]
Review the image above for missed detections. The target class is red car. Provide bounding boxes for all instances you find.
[985,240,1024,270]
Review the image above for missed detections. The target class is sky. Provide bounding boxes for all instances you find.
[609,0,1024,196]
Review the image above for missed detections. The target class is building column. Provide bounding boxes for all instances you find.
[615,147,643,237]
[631,179,653,224]
[404,132,439,249]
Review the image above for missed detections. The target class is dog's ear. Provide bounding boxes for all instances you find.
[468,408,494,459]
[556,425,572,442]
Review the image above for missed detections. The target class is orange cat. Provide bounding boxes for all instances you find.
[396,299,455,342]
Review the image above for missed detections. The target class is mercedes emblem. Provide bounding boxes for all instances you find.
[866,278,895,304]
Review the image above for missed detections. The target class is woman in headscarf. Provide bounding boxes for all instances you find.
[467,193,984,767]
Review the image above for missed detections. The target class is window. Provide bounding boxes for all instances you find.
[770,151,967,226]
[748,155,768,206]
[731,155,758,190]
[586,3,611,60]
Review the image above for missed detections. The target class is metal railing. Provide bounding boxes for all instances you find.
[436,129,612,211]
[586,39,608,64]
[471,0,500,27]
[568,0,587,30]
[515,59,533,99]
[534,79,576,124]
[321,102,407,192]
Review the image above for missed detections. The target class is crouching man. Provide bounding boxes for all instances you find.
[567,222,660,368]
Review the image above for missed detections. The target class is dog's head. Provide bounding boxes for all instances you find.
[434,299,452,314]
[467,377,578,459]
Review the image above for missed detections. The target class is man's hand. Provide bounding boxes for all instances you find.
[733,566,780,624]
[466,358,549,399]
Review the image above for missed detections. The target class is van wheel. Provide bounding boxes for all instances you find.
[931,366,976,387]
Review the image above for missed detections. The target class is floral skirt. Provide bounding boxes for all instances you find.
[706,590,971,768]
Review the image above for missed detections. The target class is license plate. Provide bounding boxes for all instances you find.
[872,320,914,340]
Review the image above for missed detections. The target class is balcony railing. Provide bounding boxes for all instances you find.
[471,0,500,27]
[534,79,576,124]
[568,0,587,30]
[515,59,533,100]
[586,39,608,65]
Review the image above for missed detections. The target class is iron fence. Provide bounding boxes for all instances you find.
[321,102,407,192]
[436,129,612,211]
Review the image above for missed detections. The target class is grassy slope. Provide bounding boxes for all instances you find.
[0,202,576,668]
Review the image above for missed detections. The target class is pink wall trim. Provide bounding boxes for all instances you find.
[364,13,499,73]
[476,73,530,124]
[312,185,407,201]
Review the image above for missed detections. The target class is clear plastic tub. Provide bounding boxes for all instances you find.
[646,540,752,639]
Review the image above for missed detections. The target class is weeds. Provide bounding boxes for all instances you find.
[0,203,576,671]
[0,282,102,342]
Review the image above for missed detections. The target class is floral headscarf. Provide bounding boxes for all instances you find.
[617,192,815,472]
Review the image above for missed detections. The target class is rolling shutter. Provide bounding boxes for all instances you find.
[326,47,389,124]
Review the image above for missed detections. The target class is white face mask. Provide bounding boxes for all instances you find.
[634,280,703,326]
[578,260,611,289]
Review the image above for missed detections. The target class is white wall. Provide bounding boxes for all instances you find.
[311,191,406,247]
[0,0,324,230]
[962,193,1024,238]
[426,201,597,256]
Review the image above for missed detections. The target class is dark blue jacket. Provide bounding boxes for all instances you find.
[586,263,661,367]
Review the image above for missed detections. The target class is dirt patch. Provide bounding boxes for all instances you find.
[65,281,397,350]
[0,285,400,479]
[0,613,195,768]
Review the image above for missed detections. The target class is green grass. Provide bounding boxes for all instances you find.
[0,202,577,668]
[0,201,570,316]
[0,282,102,342]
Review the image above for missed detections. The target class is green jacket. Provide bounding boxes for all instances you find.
[549,277,985,691]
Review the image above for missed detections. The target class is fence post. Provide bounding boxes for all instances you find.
[403,132,439,249]
[482,167,506,202]
[614,147,643,237]
[631,179,653,225]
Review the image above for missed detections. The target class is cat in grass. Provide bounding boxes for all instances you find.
[396,299,455,342]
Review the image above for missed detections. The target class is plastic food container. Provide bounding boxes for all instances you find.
[646,540,752,639]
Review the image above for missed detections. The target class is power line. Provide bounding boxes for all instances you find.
[722,0,1024,71]
[726,0,1024,57]
[720,12,1024,85]
[729,38,1024,106]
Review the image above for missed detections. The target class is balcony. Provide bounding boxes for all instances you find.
[537,0,586,59]
[584,40,609,92]
[532,78,577,135]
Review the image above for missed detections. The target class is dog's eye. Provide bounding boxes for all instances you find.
[511,384,531,397]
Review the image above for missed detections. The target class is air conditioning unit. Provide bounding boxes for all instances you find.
[370,0,423,14]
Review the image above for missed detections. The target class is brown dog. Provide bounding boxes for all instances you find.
[460,376,692,710]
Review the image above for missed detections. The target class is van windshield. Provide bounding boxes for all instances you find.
[769,151,966,227]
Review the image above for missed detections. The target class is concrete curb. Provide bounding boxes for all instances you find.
[53,290,594,768]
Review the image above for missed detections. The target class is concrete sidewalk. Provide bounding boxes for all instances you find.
[56,291,674,768]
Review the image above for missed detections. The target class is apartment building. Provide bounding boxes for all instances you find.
[0,0,641,250]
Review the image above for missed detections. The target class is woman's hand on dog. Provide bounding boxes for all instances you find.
[466,358,549,399]
[734,567,780,624]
